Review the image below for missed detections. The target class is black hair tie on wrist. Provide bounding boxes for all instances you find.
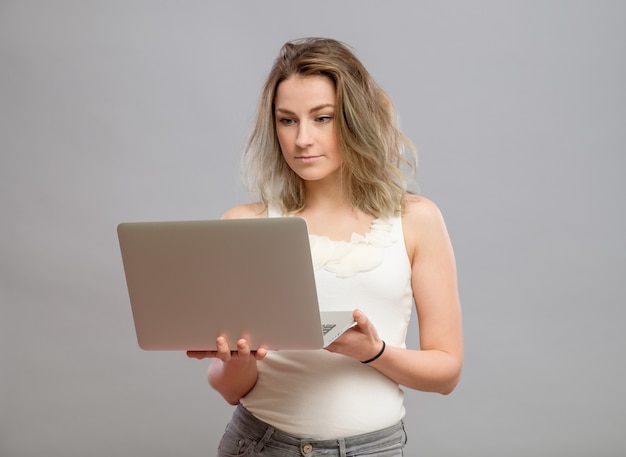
[361,340,386,364]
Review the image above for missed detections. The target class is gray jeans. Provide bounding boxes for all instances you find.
[216,404,407,456]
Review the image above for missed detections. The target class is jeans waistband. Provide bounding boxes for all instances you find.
[230,403,406,454]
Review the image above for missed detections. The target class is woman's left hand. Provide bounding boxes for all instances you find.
[324,309,384,363]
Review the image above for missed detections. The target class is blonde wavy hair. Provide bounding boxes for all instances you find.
[242,37,417,219]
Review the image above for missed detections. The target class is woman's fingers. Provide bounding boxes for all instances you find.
[255,346,268,360]
[187,338,268,361]
[216,336,232,361]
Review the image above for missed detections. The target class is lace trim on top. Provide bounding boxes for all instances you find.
[309,218,397,278]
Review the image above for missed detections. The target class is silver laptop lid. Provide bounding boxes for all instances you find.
[118,217,326,350]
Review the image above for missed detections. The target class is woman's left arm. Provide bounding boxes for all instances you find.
[327,197,463,394]
[379,196,463,393]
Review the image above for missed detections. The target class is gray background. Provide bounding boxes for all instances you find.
[1,1,625,456]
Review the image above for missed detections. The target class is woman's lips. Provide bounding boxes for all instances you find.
[295,155,321,163]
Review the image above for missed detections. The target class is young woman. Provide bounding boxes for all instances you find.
[188,37,463,456]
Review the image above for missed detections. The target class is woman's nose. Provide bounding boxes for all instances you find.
[295,124,313,147]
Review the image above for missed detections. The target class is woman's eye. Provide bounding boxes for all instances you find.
[279,118,295,125]
[316,116,333,123]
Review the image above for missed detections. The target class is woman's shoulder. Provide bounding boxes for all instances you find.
[402,194,444,222]
[221,202,267,220]
[401,194,449,247]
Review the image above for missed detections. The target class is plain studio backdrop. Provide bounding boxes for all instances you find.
[1,1,624,456]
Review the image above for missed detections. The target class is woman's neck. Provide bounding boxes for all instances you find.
[295,179,376,240]
[301,175,351,211]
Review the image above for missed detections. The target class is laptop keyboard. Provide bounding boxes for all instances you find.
[321,323,336,335]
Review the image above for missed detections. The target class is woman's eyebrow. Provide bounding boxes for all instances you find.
[275,104,335,115]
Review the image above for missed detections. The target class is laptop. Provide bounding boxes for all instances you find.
[117,217,355,351]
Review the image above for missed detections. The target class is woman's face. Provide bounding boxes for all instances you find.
[274,75,343,184]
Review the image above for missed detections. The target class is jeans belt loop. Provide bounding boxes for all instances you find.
[254,425,275,453]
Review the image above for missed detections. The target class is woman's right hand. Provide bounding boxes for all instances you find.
[188,337,267,405]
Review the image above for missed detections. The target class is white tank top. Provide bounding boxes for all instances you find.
[240,209,413,439]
